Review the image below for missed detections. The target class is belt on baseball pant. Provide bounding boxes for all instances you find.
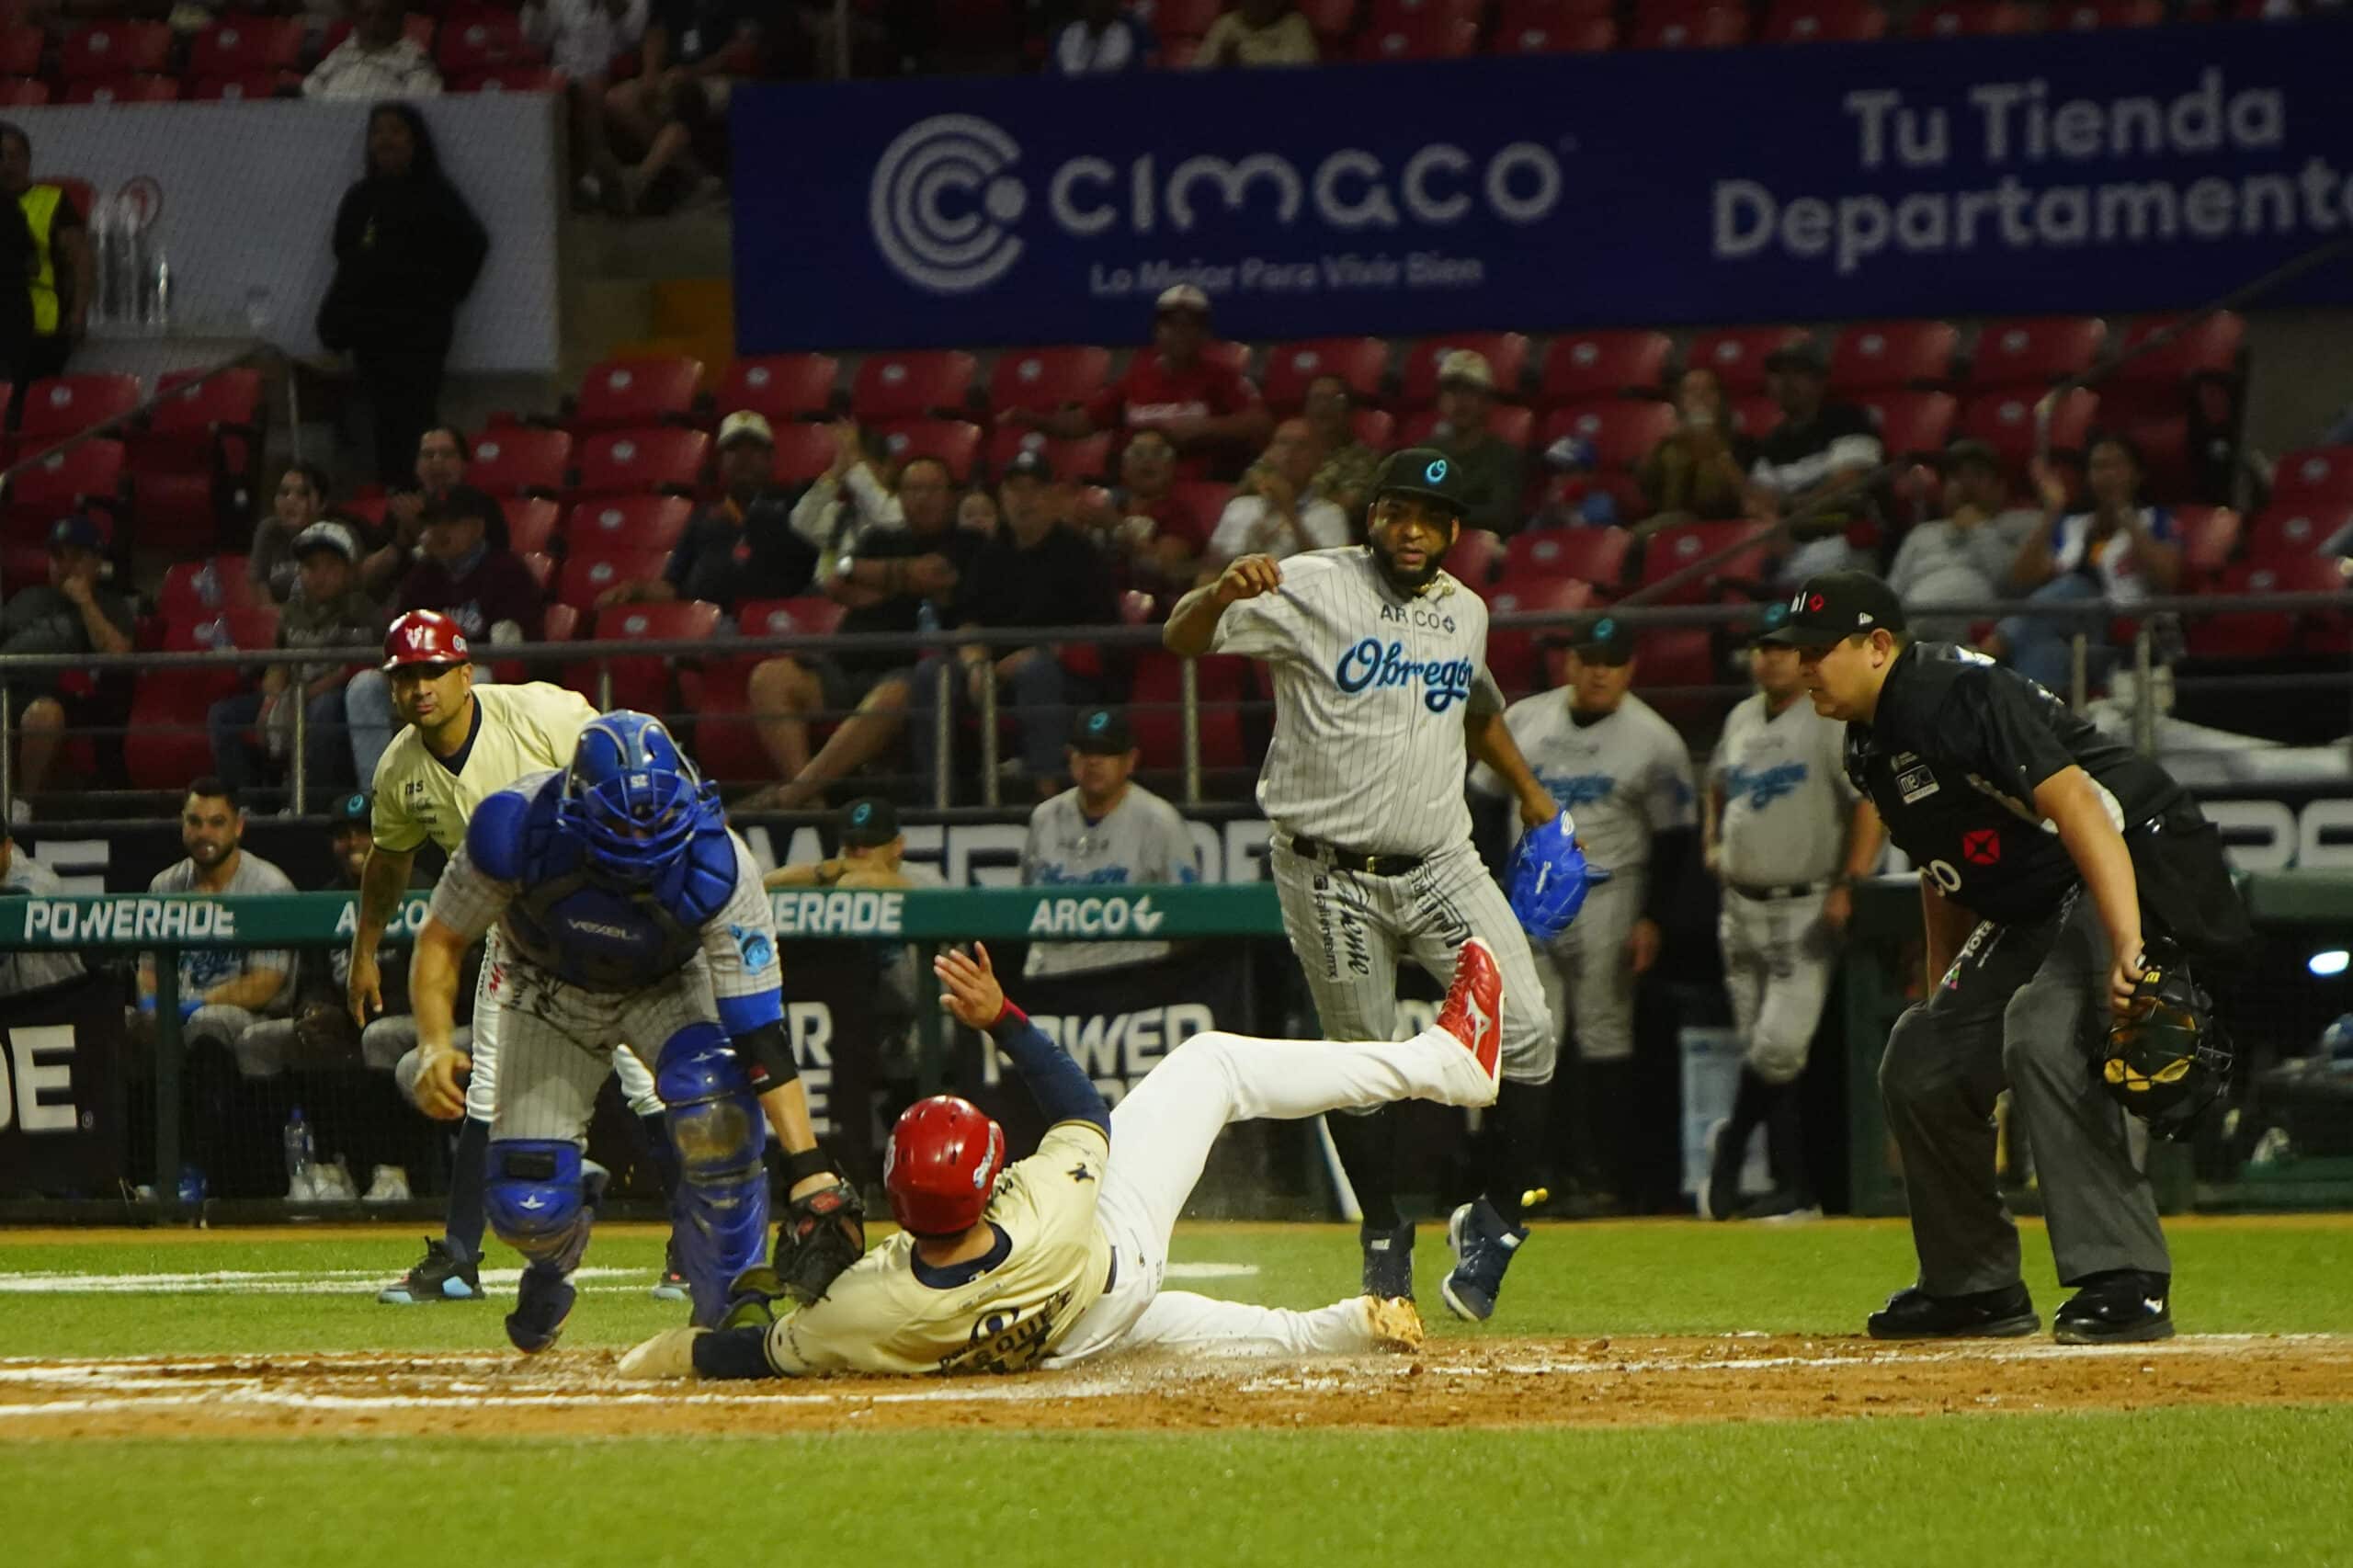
[1729,880,1831,902]
[1286,835,1422,878]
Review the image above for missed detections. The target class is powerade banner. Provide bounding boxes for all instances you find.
[0,975,126,1196]
[733,26,2353,351]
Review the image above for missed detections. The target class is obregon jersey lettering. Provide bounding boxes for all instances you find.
[1711,691,1858,888]
[763,1121,1112,1377]
[370,683,601,856]
[1844,641,2187,924]
[1471,690,1696,873]
[1211,548,1501,858]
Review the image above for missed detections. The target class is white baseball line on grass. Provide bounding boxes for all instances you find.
[0,1262,1260,1296]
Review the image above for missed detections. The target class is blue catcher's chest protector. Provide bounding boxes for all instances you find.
[483,781,739,993]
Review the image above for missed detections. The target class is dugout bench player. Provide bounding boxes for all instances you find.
[1770,571,2249,1344]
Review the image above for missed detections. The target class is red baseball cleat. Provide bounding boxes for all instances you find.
[1436,938,1503,1083]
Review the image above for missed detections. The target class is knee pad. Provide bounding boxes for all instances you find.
[484,1139,593,1272]
[656,1024,768,1325]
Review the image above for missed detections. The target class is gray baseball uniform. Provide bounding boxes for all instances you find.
[1023,781,1200,979]
[426,817,782,1146]
[0,852,82,998]
[1211,546,1553,1082]
[1472,691,1696,1064]
[146,852,298,1051]
[1711,691,1860,1085]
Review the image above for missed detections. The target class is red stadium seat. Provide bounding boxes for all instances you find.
[1538,401,1677,470]
[2187,561,2301,659]
[1728,393,1781,440]
[770,422,837,485]
[468,428,573,496]
[1969,317,2109,390]
[1399,404,1535,450]
[1486,575,1594,694]
[851,350,977,422]
[59,20,169,80]
[718,355,838,424]
[1358,13,1480,57]
[556,546,671,613]
[1637,520,1778,603]
[453,64,561,93]
[142,368,263,473]
[2171,505,2243,583]
[2245,504,2353,566]
[1442,528,1506,589]
[0,77,48,107]
[573,357,703,433]
[1855,391,1958,460]
[1136,0,1225,37]
[1630,6,1751,47]
[1959,387,2100,473]
[1830,321,1959,392]
[1369,0,1482,24]
[1504,527,1631,589]
[1762,0,1887,40]
[2270,448,2353,512]
[985,426,1113,481]
[498,497,561,556]
[1129,650,1251,777]
[988,347,1112,417]
[127,466,222,552]
[574,427,710,498]
[738,596,847,641]
[436,7,536,69]
[1399,333,1531,408]
[1686,326,1812,395]
[874,419,983,483]
[1492,11,1617,49]
[19,374,142,442]
[1262,337,1389,412]
[4,439,125,542]
[65,75,181,104]
[574,601,722,713]
[563,494,694,555]
[125,667,242,790]
[1907,0,2034,32]
[1352,408,1396,450]
[322,13,436,54]
[2110,312,2245,388]
[190,15,301,74]
[190,72,298,99]
[1540,331,1672,404]
[520,550,555,597]
[2058,0,2162,25]
[690,596,850,779]
[0,26,42,77]
[1296,0,1362,37]
[1634,627,1720,686]
[159,556,263,622]
[1166,480,1236,547]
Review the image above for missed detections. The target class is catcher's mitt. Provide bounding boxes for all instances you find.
[2101,938,2233,1142]
[1506,811,1611,942]
[772,1178,868,1305]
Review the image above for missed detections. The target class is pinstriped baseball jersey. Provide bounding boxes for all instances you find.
[1211,547,1501,858]
[1023,782,1200,978]
[1470,691,1695,873]
[1711,693,1859,887]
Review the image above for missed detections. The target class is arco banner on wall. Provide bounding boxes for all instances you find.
[733,25,2353,351]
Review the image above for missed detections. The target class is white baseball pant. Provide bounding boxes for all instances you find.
[1533,870,1642,1064]
[1717,886,1837,1085]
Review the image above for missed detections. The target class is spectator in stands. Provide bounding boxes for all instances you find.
[741,454,986,810]
[133,779,297,1199]
[1429,349,1526,536]
[249,461,336,606]
[1190,0,1317,66]
[1747,344,1882,577]
[344,484,542,781]
[1530,436,1620,530]
[1303,373,1379,519]
[601,412,815,614]
[1022,706,1199,979]
[1884,438,2041,643]
[0,827,83,1000]
[0,123,92,385]
[1051,0,1154,73]
[316,106,487,485]
[3,517,132,822]
[209,520,382,803]
[959,487,1001,538]
[1203,417,1348,572]
[303,0,444,99]
[1018,286,1269,474]
[359,426,472,596]
[1073,426,1200,595]
[1637,366,1755,524]
[789,418,901,579]
[521,0,650,212]
[907,450,1116,801]
[1986,436,2180,694]
[603,0,762,213]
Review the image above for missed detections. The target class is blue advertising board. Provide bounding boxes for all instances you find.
[733,25,2353,351]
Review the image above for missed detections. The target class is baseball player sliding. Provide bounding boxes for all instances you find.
[1699,613,1882,1222]
[618,937,1504,1380]
[1161,447,1562,1323]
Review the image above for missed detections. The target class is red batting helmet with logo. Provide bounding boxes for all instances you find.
[883,1095,1006,1237]
[382,608,471,672]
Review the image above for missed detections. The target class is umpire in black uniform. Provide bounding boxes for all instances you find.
[1765,571,2248,1345]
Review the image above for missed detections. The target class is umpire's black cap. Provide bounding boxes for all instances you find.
[1369,447,1473,517]
[1757,570,1908,647]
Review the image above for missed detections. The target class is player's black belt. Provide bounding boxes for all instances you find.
[1286,835,1423,878]
[1729,879,1831,902]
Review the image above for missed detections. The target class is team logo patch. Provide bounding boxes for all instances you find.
[850,802,873,826]
[1962,828,2002,865]
[1808,593,1825,611]
[1087,711,1110,734]
[1897,766,1939,803]
[731,922,777,972]
[1424,458,1449,484]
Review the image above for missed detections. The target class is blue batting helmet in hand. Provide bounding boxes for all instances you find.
[1506,812,1611,941]
[559,711,717,882]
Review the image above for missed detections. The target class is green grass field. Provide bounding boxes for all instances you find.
[7,1216,2352,1566]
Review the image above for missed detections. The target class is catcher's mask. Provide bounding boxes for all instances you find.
[2100,938,2232,1142]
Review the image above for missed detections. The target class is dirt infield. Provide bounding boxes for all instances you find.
[6,1335,2351,1439]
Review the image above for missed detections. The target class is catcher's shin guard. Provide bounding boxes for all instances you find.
[483,1140,595,1275]
[657,1024,770,1325]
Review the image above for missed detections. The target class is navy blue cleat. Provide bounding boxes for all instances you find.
[1359,1220,1415,1302]
[377,1238,482,1305]
[1439,1198,1529,1324]
[506,1265,576,1354]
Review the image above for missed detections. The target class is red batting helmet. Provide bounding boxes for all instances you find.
[382,608,471,672]
[884,1095,1006,1237]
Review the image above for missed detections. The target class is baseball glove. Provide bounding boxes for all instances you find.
[1506,811,1611,942]
[2101,938,2233,1142]
[771,1178,868,1305]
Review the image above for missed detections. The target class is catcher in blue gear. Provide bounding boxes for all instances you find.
[406,712,860,1352]
[1506,811,1611,941]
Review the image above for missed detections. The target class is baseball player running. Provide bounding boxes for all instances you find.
[1470,617,1695,1215]
[617,937,1504,1381]
[404,713,854,1348]
[1771,571,2248,1343]
[357,611,685,1305]
[1162,447,1561,1323]
[1699,614,1882,1222]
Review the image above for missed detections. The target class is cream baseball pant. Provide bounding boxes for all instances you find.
[1718,885,1838,1085]
[1534,869,1642,1064]
[1041,1019,1497,1368]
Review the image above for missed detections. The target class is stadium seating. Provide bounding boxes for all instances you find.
[0,77,48,106]
[435,8,538,72]
[59,20,170,81]
[1399,403,1534,449]
[1399,333,1530,406]
[1492,6,1618,51]
[1969,317,2108,390]
[1442,527,1505,588]
[771,422,839,484]
[140,368,262,484]
[18,374,141,446]
[572,601,722,713]
[1638,520,1778,602]
[2269,448,2353,511]
[468,428,574,495]
[1262,337,1390,412]
[574,428,710,498]
[1830,321,1958,392]
[500,497,561,556]
[989,346,1113,416]
[689,596,849,781]
[1539,400,1677,471]
[191,16,303,76]
[564,494,693,555]
[0,26,41,77]
[571,357,704,433]
[852,350,978,422]
[1686,325,1809,393]
[4,440,125,542]
[2171,504,2243,583]
[1906,0,2034,33]
[1634,627,1721,685]
[1540,331,1672,404]
[1358,11,1481,57]
[66,75,179,103]
[875,419,983,482]
[1629,6,1753,49]
[1130,649,1252,777]
[1762,0,1888,40]
[159,557,262,624]
[718,354,840,423]
[985,426,1113,481]
[1855,391,1958,460]
[2058,0,2165,26]
[556,545,671,612]
[1486,574,1594,693]
[2244,504,2353,566]
[1958,386,2099,474]
[1504,526,1631,590]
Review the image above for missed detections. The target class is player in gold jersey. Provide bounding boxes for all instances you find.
[621,937,1505,1380]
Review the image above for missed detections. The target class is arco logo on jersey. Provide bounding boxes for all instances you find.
[1334,638,1474,712]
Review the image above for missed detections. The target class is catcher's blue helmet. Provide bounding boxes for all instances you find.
[1506,812,1611,941]
[558,711,715,882]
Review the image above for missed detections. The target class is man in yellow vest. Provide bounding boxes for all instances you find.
[0,123,92,387]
